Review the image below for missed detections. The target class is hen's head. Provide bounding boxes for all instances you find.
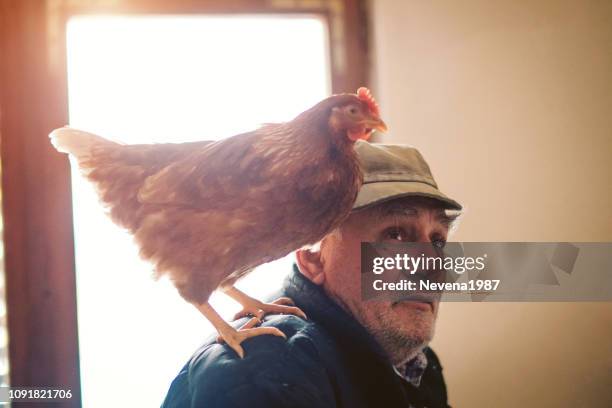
[325,87,387,142]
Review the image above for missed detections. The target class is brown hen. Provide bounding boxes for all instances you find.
[50,88,387,357]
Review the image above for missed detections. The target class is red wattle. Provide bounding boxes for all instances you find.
[348,128,371,141]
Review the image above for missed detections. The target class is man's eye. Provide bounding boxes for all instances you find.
[384,227,406,241]
[433,239,446,248]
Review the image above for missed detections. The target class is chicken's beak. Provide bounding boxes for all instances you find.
[362,117,388,133]
[348,115,388,142]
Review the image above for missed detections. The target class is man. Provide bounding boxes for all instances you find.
[162,142,462,408]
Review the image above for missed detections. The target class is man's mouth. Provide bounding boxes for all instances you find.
[392,298,435,313]
[392,293,438,313]
[405,301,434,312]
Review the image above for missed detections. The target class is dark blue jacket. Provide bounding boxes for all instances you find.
[162,267,450,407]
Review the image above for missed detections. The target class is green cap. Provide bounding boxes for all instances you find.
[353,141,462,211]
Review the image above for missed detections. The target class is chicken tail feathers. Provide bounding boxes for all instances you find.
[49,127,144,232]
[49,127,119,159]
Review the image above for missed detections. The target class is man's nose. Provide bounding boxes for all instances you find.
[415,229,443,257]
[415,228,432,244]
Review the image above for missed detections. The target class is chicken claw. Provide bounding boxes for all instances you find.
[196,302,286,359]
[219,325,286,359]
[224,287,308,321]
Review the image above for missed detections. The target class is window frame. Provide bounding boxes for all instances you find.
[0,1,369,406]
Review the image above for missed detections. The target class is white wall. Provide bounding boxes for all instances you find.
[370,1,612,406]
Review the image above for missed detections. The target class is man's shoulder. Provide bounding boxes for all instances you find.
[165,315,336,407]
[192,314,329,377]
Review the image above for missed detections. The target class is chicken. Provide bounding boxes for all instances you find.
[50,87,387,357]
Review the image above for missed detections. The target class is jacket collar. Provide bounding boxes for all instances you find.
[280,265,419,404]
[282,264,388,360]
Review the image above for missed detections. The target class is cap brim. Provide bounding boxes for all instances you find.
[353,181,462,211]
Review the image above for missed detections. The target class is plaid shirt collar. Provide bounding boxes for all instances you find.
[392,349,428,387]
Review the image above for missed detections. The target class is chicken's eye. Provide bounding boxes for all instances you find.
[346,106,359,115]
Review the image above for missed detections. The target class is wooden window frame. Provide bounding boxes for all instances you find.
[0,1,369,406]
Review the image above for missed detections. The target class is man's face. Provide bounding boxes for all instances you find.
[313,197,454,364]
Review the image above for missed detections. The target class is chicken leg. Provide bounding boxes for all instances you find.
[196,288,307,358]
[195,302,287,359]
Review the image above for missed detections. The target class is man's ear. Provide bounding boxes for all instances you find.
[296,247,325,285]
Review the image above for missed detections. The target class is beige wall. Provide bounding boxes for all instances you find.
[369,1,612,406]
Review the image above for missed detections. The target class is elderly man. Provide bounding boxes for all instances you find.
[162,142,462,408]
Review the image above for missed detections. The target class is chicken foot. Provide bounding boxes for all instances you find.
[195,302,286,359]
[223,286,308,321]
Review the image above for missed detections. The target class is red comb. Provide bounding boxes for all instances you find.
[357,87,380,116]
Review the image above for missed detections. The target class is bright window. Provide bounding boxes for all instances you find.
[66,15,330,407]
